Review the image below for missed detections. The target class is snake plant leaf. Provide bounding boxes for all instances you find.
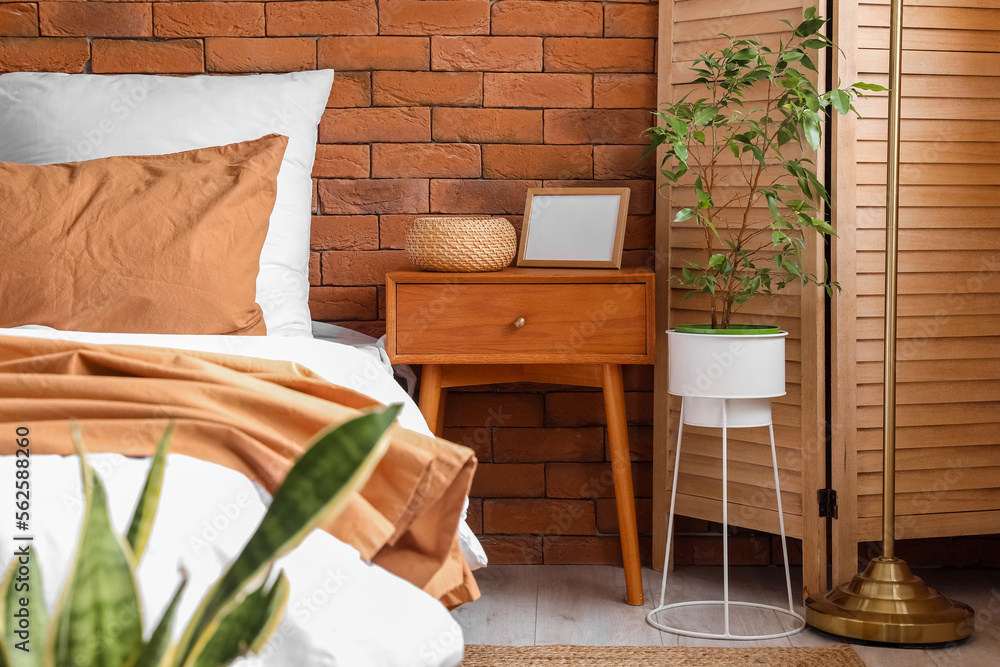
[174,405,401,667]
[48,431,144,667]
[127,423,174,564]
[190,572,289,667]
[1,545,47,667]
[132,576,187,667]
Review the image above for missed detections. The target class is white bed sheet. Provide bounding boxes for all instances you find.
[0,325,484,667]
[0,453,464,667]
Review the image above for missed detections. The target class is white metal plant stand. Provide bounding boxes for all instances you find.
[647,330,805,640]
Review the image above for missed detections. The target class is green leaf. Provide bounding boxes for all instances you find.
[795,17,826,38]
[829,89,851,116]
[190,573,289,667]
[174,405,400,667]
[674,208,694,223]
[50,432,144,667]
[2,545,48,667]
[681,267,695,284]
[802,113,822,150]
[672,139,688,163]
[133,577,188,667]
[127,423,173,564]
[692,106,717,126]
[852,81,888,92]
[766,194,782,223]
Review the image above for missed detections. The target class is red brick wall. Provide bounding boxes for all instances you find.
[0,0,786,568]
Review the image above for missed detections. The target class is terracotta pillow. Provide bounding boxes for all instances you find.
[0,134,288,335]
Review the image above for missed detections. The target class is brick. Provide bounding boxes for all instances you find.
[492,1,602,37]
[544,109,652,145]
[266,1,377,36]
[154,2,263,38]
[433,108,542,144]
[442,426,491,462]
[594,145,655,180]
[312,144,370,179]
[372,71,482,107]
[430,179,539,215]
[308,286,377,321]
[311,215,378,250]
[444,392,544,428]
[320,250,411,286]
[600,425,652,462]
[379,0,489,36]
[604,3,658,38]
[493,427,604,463]
[466,497,483,534]
[594,73,656,109]
[674,534,771,566]
[544,38,654,73]
[543,535,653,566]
[545,391,653,427]
[206,37,315,73]
[40,2,150,38]
[319,178,428,215]
[320,107,431,143]
[372,143,481,179]
[483,73,591,108]
[0,37,88,72]
[312,178,319,214]
[482,144,592,180]
[92,39,203,74]
[624,214,655,249]
[327,71,371,108]
[623,364,654,391]
[309,252,321,285]
[431,36,542,72]
[545,462,652,498]
[470,463,544,498]
[0,4,37,37]
[484,499,595,535]
[379,215,417,249]
[597,498,653,535]
[479,535,542,564]
[319,36,429,71]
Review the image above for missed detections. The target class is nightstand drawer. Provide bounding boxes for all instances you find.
[393,282,648,361]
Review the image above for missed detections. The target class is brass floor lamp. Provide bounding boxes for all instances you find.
[804,0,975,646]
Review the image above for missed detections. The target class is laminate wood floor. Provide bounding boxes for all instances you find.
[453,565,1000,667]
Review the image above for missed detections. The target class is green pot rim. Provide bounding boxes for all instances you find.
[674,323,781,335]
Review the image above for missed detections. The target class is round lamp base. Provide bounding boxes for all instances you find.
[805,557,975,646]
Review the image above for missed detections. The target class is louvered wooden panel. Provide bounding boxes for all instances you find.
[831,0,1000,585]
[654,0,828,599]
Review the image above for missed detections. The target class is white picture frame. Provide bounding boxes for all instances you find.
[516,188,630,268]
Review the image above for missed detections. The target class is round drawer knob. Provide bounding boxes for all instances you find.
[513,317,526,329]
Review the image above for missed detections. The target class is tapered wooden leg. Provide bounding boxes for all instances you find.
[436,388,448,435]
[418,364,444,436]
[602,363,644,605]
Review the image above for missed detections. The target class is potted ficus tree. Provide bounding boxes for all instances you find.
[648,9,883,424]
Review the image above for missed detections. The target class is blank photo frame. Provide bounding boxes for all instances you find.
[516,188,630,268]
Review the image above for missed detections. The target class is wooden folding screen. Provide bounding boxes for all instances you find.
[653,0,829,598]
[830,0,1000,585]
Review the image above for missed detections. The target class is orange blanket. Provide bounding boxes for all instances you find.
[0,335,479,608]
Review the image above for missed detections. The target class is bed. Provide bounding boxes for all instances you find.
[0,70,482,666]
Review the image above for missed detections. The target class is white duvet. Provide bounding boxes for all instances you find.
[0,325,480,667]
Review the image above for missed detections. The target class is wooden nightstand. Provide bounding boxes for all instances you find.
[386,266,655,605]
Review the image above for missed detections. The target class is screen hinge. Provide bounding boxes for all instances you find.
[818,489,838,519]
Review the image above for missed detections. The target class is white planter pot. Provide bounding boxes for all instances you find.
[667,329,788,428]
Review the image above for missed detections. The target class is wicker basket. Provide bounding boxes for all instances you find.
[405,216,517,272]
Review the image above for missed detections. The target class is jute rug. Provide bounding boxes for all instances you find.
[460,644,866,666]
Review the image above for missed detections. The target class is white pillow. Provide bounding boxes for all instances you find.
[0,70,335,337]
